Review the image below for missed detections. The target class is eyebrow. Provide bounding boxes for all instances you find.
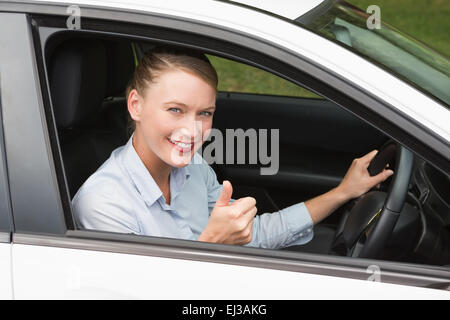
[164,101,216,111]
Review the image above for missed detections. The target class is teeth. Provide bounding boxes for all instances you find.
[170,139,192,148]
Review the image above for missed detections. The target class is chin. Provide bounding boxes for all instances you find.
[163,150,195,168]
[167,157,193,168]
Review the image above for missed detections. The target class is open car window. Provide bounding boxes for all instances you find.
[41,31,450,269]
[208,55,322,99]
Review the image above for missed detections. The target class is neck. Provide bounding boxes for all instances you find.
[132,130,171,189]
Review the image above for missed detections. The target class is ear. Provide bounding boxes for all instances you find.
[127,89,143,122]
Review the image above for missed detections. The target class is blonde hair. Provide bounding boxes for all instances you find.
[125,46,218,134]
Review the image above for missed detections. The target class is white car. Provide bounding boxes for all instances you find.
[0,0,449,300]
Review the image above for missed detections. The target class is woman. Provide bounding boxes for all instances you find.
[72,46,393,249]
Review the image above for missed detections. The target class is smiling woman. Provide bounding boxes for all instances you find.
[71,45,315,247]
[70,43,392,249]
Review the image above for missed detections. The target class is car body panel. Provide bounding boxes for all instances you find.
[11,241,450,299]
[0,243,13,299]
[0,12,66,234]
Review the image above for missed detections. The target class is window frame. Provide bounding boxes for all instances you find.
[0,5,447,289]
[0,74,13,242]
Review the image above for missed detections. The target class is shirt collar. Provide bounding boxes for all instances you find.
[121,133,190,207]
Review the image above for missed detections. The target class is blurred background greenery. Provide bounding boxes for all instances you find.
[348,0,449,56]
[208,0,449,97]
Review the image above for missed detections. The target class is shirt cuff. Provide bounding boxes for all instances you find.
[283,202,314,247]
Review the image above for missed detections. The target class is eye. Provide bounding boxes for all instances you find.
[168,107,181,113]
[200,111,213,117]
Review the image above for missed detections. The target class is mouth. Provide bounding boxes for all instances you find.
[167,137,195,153]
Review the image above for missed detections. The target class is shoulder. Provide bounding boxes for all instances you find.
[71,158,140,232]
[75,163,120,198]
[72,148,132,209]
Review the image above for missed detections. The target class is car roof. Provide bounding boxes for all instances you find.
[30,0,325,20]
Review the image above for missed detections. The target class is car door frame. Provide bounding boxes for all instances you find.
[0,4,449,293]
[0,71,14,299]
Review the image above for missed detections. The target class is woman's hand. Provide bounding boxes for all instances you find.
[337,149,394,200]
[305,150,394,225]
[199,180,257,245]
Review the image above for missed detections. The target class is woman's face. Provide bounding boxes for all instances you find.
[129,69,216,167]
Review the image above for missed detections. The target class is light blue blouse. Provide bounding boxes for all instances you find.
[72,135,314,249]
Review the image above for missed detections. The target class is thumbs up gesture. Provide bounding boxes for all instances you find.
[199,180,257,245]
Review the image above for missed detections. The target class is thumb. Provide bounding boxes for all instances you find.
[216,180,233,206]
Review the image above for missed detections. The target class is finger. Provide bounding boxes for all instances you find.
[244,217,254,242]
[369,169,394,186]
[242,209,256,230]
[238,210,255,243]
[242,206,257,223]
[361,149,378,166]
[232,196,256,214]
[215,180,233,207]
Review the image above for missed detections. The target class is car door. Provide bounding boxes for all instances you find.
[11,231,450,299]
[1,3,449,300]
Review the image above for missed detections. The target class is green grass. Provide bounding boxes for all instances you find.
[209,0,449,96]
[347,0,450,57]
[207,55,320,98]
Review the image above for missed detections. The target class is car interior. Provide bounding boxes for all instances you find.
[44,34,450,267]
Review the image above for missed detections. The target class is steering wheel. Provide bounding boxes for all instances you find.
[330,141,414,259]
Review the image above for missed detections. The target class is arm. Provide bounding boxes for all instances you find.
[246,150,393,248]
[198,150,392,247]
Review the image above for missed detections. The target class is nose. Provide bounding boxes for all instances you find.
[172,118,203,143]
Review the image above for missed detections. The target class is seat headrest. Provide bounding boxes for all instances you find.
[49,39,107,128]
[105,40,135,97]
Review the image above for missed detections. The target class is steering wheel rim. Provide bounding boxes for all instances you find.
[331,141,414,259]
